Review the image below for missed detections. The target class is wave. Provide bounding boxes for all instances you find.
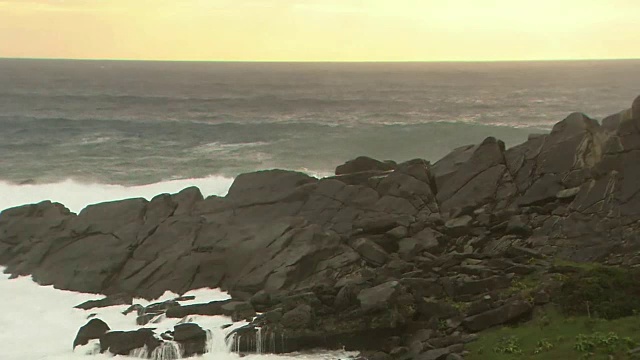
[0,92,399,109]
[0,176,235,214]
[0,113,555,132]
[1,268,353,360]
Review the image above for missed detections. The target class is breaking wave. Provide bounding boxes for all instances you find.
[0,176,235,214]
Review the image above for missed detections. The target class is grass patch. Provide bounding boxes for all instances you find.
[466,307,640,360]
[503,273,542,301]
[553,259,604,271]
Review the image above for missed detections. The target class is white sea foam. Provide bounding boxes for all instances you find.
[0,268,355,360]
[0,176,235,214]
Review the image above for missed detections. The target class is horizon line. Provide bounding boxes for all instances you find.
[1,56,639,64]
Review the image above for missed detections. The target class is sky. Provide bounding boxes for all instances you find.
[0,0,639,62]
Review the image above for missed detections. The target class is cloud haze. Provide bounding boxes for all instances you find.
[1,0,639,61]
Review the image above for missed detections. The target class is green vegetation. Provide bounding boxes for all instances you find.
[442,296,471,313]
[468,263,640,359]
[553,259,604,271]
[466,307,640,360]
[556,264,640,319]
[503,273,542,305]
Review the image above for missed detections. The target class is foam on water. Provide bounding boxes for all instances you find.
[0,176,235,214]
[0,268,355,360]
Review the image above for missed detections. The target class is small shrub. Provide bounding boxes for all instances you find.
[493,336,523,355]
[506,275,539,296]
[574,332,638,355]
[437,319,448,332]
[533,338,554,354]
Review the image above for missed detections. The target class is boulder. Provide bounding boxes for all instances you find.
[220,301,256,322]
[352,238,389,266]
[463,300,533,332]
[434,137,508,214]
[100,329,160,355]
[73,319,110,349]
[431,144,476,190]
[226,169,316,207]
[444,216,473,236]
[358,281,400,312]
[281,304,313,329]
[417,347,451,360]
[556,187,581,199]
[505,215,532,237]
[335,156,396,175]
[334,283,362,311]
[174,323,207,357]
[633,95,640,119]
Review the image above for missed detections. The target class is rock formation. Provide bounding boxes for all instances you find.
[3,96,640,359]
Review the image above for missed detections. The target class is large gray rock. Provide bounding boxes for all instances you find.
[226,169,316,207]
[417,347,451,360]
[463,300,532,332]
[281,304,313,329]
[435,137,509,215]
[352,238,389,266]
[358,281,401,312]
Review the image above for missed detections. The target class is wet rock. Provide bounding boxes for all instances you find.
[100,329,160,356]
[220,301,256,322]
[123,304,144,316]
[174,323,207,357]
[75,294,133,311]
[136,313,157,326]
[73,319,110,349]
[281,304,313,329]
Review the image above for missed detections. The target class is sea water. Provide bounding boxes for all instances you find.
[0,268,355,360]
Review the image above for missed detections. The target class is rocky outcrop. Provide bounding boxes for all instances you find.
[4,96,640,359]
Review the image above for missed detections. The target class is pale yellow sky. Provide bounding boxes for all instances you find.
[0,0,639,61]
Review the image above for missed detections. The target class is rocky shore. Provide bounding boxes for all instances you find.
[2,96,640,359]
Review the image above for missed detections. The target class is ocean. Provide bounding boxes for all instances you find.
[1,59,639,212]
[0,267,355,360]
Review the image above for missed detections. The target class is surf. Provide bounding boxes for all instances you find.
[0,176,234,214]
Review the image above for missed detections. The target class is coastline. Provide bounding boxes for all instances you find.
[1,96,639,359]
